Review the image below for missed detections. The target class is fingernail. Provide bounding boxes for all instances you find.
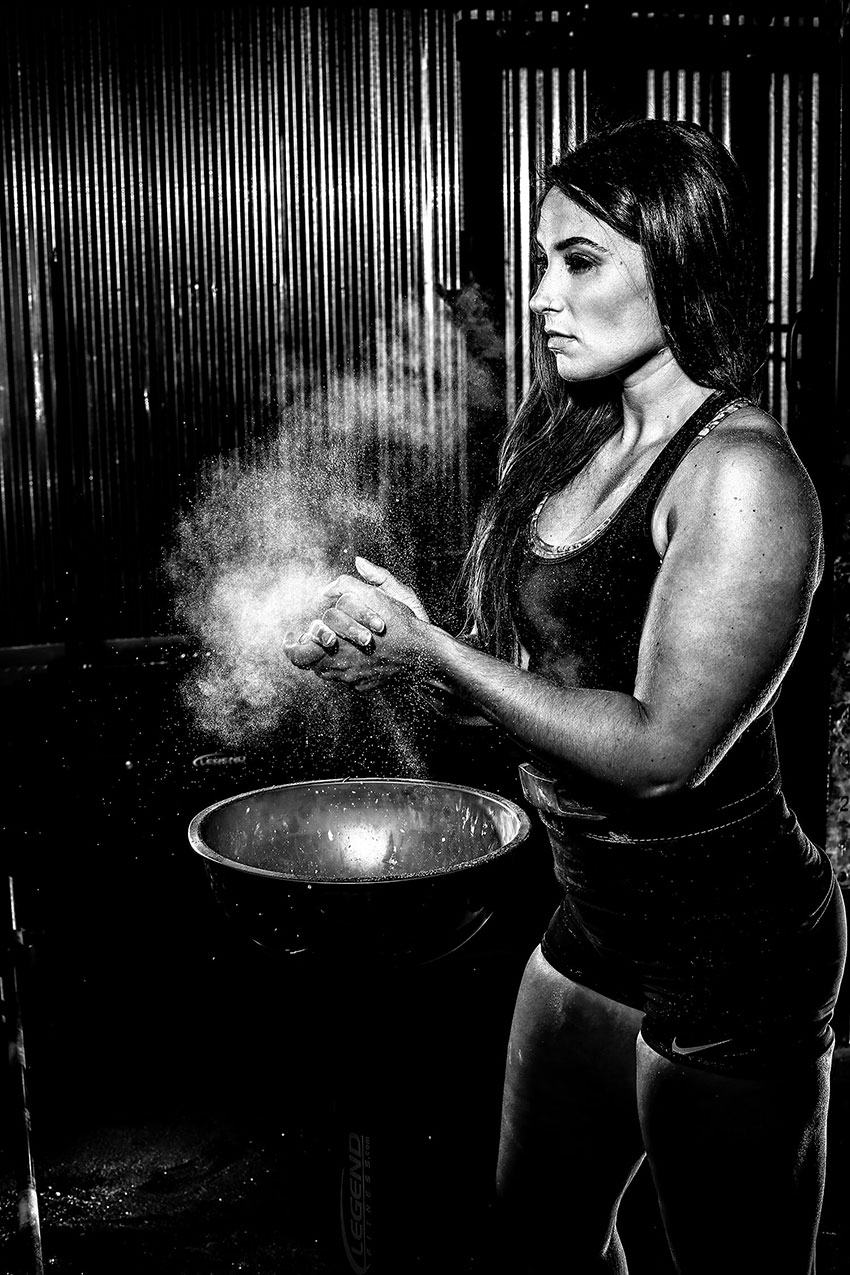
[369,618,386,634]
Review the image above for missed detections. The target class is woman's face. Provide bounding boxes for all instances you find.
[530,188,667,383]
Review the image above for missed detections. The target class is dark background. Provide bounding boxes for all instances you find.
[2,4,850,1273]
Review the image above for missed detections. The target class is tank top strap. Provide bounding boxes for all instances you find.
[615,389,750,533]
[636,389,747,494]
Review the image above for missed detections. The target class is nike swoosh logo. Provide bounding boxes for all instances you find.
[670,1036,736,1056]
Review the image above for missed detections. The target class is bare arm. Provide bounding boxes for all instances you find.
[298,431,822,806]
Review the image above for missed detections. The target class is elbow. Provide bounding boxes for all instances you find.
[626,774,690,804]
[615,708,704,804]
[616,757,699,806]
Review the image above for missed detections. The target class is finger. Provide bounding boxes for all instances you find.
[284,638,326,670]
[354,557,429,621]
[322,601,384,641]
[306,619,339,651]
[320,574,363,606]
[318,577,385,632]
[353,556,392,587]
[282,626,329,667]
[320,607,376,648]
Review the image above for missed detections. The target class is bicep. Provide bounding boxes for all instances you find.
[633,443,822,786]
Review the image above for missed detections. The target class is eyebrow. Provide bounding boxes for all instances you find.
[535,235,609,253]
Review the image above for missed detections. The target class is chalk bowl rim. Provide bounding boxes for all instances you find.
[187,775,532,887]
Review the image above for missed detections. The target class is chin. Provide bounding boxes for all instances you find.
[554,351,640,385]
[554,361,607,384]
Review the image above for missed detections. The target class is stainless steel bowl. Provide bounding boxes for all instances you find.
[188,777,531,963]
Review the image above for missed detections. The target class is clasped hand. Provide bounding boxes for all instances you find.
[282,557,430,690]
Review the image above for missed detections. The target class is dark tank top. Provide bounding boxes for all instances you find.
[513,389,781,827]
[511,391,840,1046]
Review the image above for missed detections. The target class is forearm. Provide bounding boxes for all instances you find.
[420,624,674,803]
[413,671,493,727]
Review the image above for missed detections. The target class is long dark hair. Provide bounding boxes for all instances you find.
[457,117,766,659]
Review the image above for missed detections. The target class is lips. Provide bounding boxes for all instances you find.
[546,334,576,350]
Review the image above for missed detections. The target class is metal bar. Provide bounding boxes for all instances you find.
[518,66,531,403]
[420,10,436,449]
[3,876,45,1275]
[502,67,516,426]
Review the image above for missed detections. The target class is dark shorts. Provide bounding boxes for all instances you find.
[537,794,847,1078]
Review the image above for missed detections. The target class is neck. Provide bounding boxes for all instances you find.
[616,352,715,448]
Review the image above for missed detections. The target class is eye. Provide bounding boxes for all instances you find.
[565,254,596,274]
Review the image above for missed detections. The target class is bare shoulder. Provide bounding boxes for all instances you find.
[662,402,822,539]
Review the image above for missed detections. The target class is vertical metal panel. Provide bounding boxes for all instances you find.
[472,8,824,427]
[764,44,820,429]
[498,20,589,417]
[1,7,465,644]
[502,68,518,425]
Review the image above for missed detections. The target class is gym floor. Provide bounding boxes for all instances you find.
[4,947,849,1275]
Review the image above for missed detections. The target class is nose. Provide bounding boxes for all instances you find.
[529,269,561,316]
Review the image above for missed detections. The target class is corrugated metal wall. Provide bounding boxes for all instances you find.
[484,8,827,429]
[0,5,838,650]
[1,6,465,647]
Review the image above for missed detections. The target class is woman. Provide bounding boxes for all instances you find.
[284,118,846,1273]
